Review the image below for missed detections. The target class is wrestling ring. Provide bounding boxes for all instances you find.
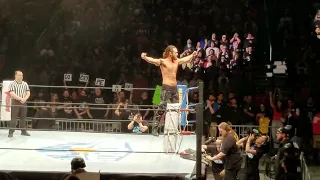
[0,82,205,180]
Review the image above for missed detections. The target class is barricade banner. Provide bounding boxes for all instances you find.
[1,81,13,121]
[177,85,187,126]
[152,85,162,105]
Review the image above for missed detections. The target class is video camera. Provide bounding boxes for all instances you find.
[247,128,262,137]
[246,128,263,144]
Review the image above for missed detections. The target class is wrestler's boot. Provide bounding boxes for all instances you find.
[152,118,160,136]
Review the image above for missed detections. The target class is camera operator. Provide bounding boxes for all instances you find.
[274,126,301,180]
[62,157,86,180]
[237,129,269,180]
[127,112,148,133]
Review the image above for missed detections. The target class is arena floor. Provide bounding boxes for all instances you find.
[0,130,198,177]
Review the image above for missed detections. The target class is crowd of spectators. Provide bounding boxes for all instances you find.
[0,0,256,131]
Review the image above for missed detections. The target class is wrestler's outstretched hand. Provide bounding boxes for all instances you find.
[192,51,197,57]
[141,52,147,59]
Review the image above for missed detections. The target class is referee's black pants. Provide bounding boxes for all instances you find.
[9,100,27,133]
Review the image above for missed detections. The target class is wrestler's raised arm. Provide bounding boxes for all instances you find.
[141,52,161,66]
[178,51,197,64]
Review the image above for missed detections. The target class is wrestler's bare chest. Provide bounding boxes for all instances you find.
[161,60,179,74]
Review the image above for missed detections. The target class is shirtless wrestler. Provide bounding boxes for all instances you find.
[141,45,197,136]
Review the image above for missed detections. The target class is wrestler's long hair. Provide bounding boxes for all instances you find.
[218,122,232,132]
[163,45,177,59]
[218,122,239,141]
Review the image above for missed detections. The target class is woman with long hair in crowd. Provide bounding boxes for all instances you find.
[269,89,284,148]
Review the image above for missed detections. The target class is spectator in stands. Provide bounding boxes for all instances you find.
[195,42,203,51]
[204,93,219,138]
[206,41,220,58]
[138,92,152,120]
[32,90,54,129]
[203,50,217,90]
[243,95,256,125]
[70,90,90,130]
[218,61,230,93]
[283,107,298,134]
[49,92,59,118]
[190,92,199,104]
[230,33,241,50]
[226,97,242,125]
[177,75,188,86]
[70,91,78,101]
[243,33,255,48]
[269,91,284,148]
[243,47,253,66]
[256,103,272,124]
[114,92,131,132]
[87,88,108,119]
[312,113,320,164]
[208,33,219,47]
[191,50,205,73]
[220,35,229,47]
[58,90,73,119]
[33,89,48,114]
[184,39,195,51]
[73,90,90,120]
[127,112,148,133]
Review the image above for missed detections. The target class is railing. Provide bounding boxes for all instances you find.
[301,152,311,180]
[0,119,122,133]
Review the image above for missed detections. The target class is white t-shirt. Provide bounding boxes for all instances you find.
[206,47,220,58]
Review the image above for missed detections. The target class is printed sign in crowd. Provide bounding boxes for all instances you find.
[63,73,133,92]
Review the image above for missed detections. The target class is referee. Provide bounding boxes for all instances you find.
[8,70,31,138]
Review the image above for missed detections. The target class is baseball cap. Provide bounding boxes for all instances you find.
[277,125,292,134]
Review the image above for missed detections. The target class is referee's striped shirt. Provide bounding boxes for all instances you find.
[9,80,30,99]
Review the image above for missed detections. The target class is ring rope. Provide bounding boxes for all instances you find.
[0,147,177,154]
[0,118,150,122]
[0,104,197,111]
[5,101,158,107]
[0,83,157,90]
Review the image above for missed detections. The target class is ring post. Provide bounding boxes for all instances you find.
[198,81,204,104]
[196,81,204,179]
